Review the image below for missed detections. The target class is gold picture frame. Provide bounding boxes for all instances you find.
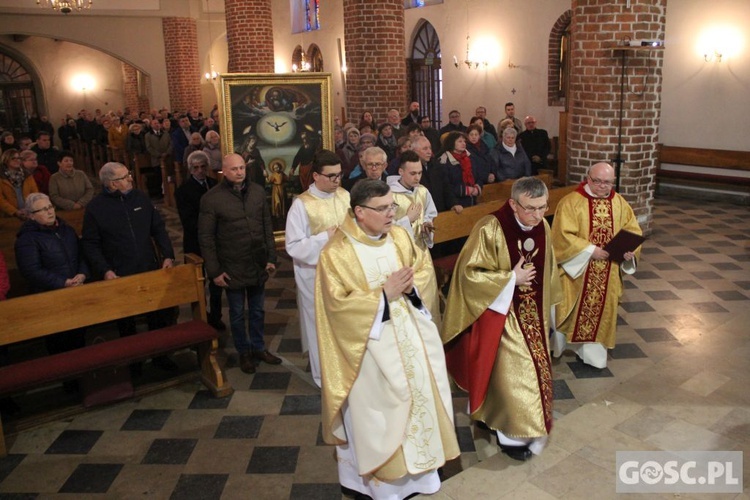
[218,72,333,174]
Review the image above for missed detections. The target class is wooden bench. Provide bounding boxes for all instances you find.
[431,184,578,289]
[479,173,552,204]
[657,144,750,200]
[0,254,233,456]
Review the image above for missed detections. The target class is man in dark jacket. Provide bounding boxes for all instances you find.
[81,161,178,371]
[175,151,223,330]
[198,153,281,374]
[411,136,462,214]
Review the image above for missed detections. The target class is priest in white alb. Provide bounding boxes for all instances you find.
[315,179,459,499]
[285,149,350,387]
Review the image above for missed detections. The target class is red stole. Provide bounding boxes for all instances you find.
[570,182,614,343]
[445,202,553,432]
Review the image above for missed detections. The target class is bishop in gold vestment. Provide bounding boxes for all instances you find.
[316,179,458,499]
[442,177,561,460]
[551,162,642,369]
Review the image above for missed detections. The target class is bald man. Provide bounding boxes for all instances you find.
[198,153,281,374]
[550,162,642,369]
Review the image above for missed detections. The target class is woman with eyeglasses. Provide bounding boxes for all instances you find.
[0,149,39,219]
[14,192,88,357]
[48,150,94,210]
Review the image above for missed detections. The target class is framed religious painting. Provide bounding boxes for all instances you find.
[219,73,333,228]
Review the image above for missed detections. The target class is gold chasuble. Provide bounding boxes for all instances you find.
[298,187,350,234]
[551,183,642,348]
[392,185,432,251]
[315,215,458,481]
[442,202,561,438]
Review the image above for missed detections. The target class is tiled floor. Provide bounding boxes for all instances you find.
[0,195,748,499]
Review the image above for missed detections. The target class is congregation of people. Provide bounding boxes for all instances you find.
[1,101,642,500]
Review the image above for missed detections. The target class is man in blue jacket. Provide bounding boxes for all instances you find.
[81,162,178,372]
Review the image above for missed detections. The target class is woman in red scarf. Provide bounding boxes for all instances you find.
[437,131,482,207]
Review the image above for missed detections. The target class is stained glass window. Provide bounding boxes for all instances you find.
[304,0,320,31]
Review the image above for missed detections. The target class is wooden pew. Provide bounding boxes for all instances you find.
[657,144,750,194]
[0,254,233,456]
[434,182,576,245]
[431,184,578,289]
[479,173,553,204]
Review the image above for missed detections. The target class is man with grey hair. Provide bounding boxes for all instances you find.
[81,162,178,371]
[343,146,388,191]
[175,151,223,330]
[492,127,532,181]
[442,176,562,461]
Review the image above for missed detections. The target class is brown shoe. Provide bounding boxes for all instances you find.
[239,352,256,374]
[253,350,282,365]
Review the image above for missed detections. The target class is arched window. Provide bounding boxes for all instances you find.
[291,0,320,33]
[308,44,324,72]
[548,10,572,108]
[409,21,442,128]
[0,51,39,135]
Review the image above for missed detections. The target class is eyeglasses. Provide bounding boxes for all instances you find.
[10,156,20,160]
[514,201,548,214]
[359,203,399,214]
[318,172,343,181]
[30,204,55,214]
[588,176,615,187]
[365,162,386,169]
[111,171,133,182]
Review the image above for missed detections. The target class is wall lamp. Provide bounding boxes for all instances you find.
[704,50,723,63]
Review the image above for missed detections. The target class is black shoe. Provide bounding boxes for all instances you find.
[253,350,282,365]
[239,352,256,374]
[207,317,226,331]
[499,444,532,461]
[152,356,179,372]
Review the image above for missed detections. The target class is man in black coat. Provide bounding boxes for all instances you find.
[198,153,281,374]
[81,161,178,371]
[411,136,462,214]
[175,151,223,330]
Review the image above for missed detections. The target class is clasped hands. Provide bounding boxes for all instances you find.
[383,266,415,301]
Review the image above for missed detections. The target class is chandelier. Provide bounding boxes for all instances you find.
[36,0,92,14]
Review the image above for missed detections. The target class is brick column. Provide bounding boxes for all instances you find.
[121,63,151,114]
[343,0,406,124]
[162,17,202,113]
[567,0,666,232]
[121,63,139,114]
[225,0,274,73]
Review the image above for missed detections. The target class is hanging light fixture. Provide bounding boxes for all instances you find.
[36,0,92,14]
[204,0,218,81]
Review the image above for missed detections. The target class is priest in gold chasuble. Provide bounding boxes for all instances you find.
[442,177,562,461]
[550,162,642,369]
[315,179,459,499]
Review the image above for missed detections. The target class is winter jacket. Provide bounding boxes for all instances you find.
[198,180,277,288]
[15,217,89,292]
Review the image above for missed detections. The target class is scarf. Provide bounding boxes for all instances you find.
[2,167,26,188]
[450,150,474,186]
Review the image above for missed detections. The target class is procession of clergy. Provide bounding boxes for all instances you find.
[285,149,641,500]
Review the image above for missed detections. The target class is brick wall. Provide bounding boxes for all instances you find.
[548,10,572,107]
[162,17,202,113]
[225,0,275,73]
[121,63,140,114]
[343,0,407,124]
[568,0,666,232]
[121,63,150,114]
